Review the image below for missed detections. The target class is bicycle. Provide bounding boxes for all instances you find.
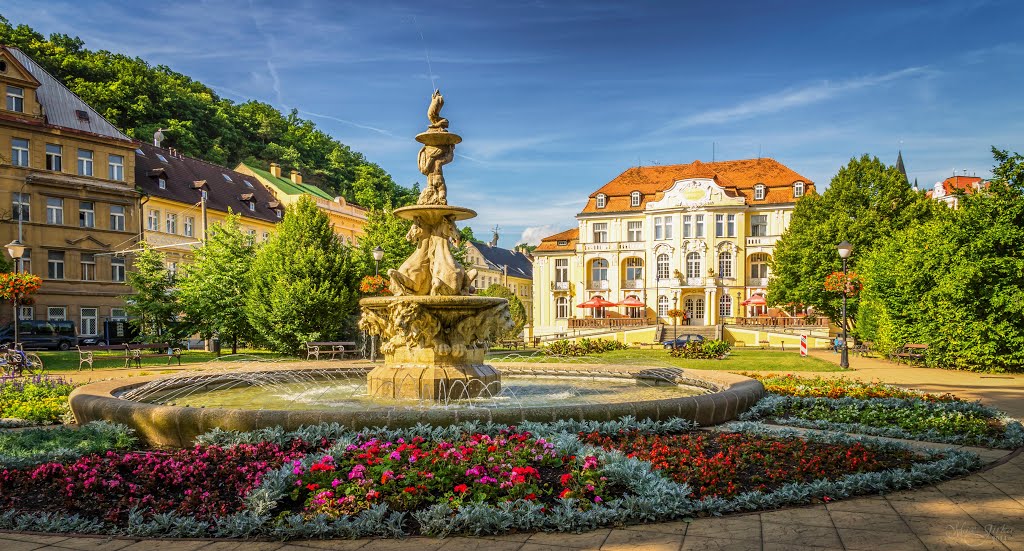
[0,344,45,378]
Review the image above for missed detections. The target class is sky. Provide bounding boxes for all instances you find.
[4,1,1023,247]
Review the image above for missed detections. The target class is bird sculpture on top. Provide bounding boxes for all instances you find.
[417,89,456,205]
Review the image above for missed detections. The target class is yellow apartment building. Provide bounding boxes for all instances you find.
[0,45,140,339]
[532,158,815,336]
[235,162,367,244]
[463,233,534,336]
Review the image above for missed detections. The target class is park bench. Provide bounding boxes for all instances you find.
[77,345,126,371]
[853,341,874,357]
[305,341,357,360]
[124,343,183,369]
[498,340,526,350]
[889,343,927,364]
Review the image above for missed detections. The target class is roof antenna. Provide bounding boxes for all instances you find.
[712,142,716,162]
[758,144,761,159]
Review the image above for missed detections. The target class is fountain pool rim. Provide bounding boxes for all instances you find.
[69,364,764,447]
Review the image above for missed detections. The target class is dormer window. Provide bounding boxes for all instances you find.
[793,181,804,198]
[248,201,255,211]
[155,153,168,163]
[596,194,607,209]
[6,86,24,112]
[556,240,568,246]
[275,208,282,219]
[630,191,641,207]
[201,189,209,200]
[754,184,766,200]
[158,177,166,190]
[244,180,254,188]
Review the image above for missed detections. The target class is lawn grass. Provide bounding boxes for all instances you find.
[487,348,842,372]
[35,349,292,372]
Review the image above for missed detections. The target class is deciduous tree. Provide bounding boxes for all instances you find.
[125,244,179,340]
[479,284,527,340]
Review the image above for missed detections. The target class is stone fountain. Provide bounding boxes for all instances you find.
[358,91,513,400]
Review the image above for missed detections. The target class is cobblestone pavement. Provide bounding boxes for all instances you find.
[5,351,1021,550]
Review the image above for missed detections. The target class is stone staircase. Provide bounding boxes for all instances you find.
[657,324,719,342]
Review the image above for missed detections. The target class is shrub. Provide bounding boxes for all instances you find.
[0,421,136,468]
[668,339,731,359]
[543,338,628,356]
[0,375,77,424]
[740,374,960,402]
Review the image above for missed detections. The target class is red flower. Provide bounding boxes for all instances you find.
[559,473,573,486]
[306,483,319,491]
[558,488,572,499]
[453,484,469,494]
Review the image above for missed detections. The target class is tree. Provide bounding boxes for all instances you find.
[858,148,1024,372]
[768,154,936,327]
[353,208,415,278]
[246,196,359,354]
[125,244,179,340]
[177,213,256,354]
[479,284,527,340]
[458,226,477,243]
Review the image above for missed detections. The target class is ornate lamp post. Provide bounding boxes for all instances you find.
[5,239,25,349]
[372,246,384,276]
[837,241,853,369]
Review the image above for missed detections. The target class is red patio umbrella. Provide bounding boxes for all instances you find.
[577,296,618,309]
[741,294,767,306]
[618,296,646,307]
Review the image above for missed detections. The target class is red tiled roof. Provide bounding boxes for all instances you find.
[535,228,578,253]
[581,158,813,213]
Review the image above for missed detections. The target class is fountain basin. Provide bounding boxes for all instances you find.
[69,364,764,447]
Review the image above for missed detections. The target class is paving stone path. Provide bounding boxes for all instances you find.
[5,351,1022,550]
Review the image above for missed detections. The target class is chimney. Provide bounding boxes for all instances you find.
[290,170,302,184]
[270,163,282,178]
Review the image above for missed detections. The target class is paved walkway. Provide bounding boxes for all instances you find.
[4,353,1022,550]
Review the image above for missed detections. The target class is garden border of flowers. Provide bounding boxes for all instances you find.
[0,416,983,539]
[740,394,1024,449]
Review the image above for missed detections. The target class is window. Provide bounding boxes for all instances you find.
[77,149,94,176]
[625,257,643,282]
[718,251,733,278]
[262,231,270,241]
[630,191,641,207]
[110,308,127,321]
[19,306,33,320]
[275,208,282,219]
[11,138,29,167]
[12,192,29,222]
[46,197,64,225]
[555,258,568,283]
[79,201,95,228]
[244,180,254,188]
[754,184,766,200]
[108,154,124,181]
[201,189,209,200]
[222,173,233,182]
[147,209,160,231]
[47,251,65,279]
[166,213,177,234]
[750,215,768,237]
[682,215,692,238]
[45,144,62,171]
[555,297,569,319]
[110,205,125,231]
[793,182,805,198]
[591,259,608,283]
[656,253,670,280]
[47,306,67,321]
[595,194,606,209]
[686,252,702,279]
[111,257,126,282]
[627,221,643,241]
[695,215,705,238]
[167,262,178,279]
[155,153,168,163]
[80,308,98,336]
[657,295,669,317]
[750,253,771,280]
[248,201,255,211]
[727,214,736,237]
[719,295,732,318]
[158,177,166,190]
[80,253,96,281]
[592,222,608,243]
[6,86,24,112]
[18,249,30,274]
[664,216,673,239]
[715,214,725,237]
[184,216,194,237]
[654,218,663,240]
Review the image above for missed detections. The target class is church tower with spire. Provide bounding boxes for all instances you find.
[895,150,909,185]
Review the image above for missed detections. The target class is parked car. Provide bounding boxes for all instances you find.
[0,320,79,350]
[661,334,706,349]
[78,320,139,346]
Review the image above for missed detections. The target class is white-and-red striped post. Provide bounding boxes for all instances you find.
[800,334,808,357]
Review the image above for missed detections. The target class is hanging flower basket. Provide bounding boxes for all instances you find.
[824,271,863,296]
[0,272,42,302]
[359,274,392,296]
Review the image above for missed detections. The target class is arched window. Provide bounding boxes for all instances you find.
[718,251,733,278]
[657,295,669,317]
[625,257,643,283]
[596,194,607,209]
[686,252,702,279]
[749,253,771,280]
[754,183,767,200]
[793,181,805,198]
[656,253,670,280]
[556,297,569,319]
[718,294,732,317]
[630,191,642,207]
[591,258,609,286]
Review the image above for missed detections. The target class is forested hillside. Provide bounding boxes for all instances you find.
[0,15,416,208]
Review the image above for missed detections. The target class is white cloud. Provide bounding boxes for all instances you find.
[520,224,571,246]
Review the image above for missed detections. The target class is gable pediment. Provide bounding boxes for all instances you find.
[0,50,41,89]
[646,178,745,210]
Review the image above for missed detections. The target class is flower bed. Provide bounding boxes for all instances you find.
[740,373,959,402]
[0,421,136,469]
[543,338,629,356]
[0,375,77,424]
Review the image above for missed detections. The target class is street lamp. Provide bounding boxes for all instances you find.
[837,241,853,369]
[6,239,25,350]
[372,246,384,276]
[672,291,679,351]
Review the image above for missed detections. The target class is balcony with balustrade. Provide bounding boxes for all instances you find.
[746,235,780,248]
